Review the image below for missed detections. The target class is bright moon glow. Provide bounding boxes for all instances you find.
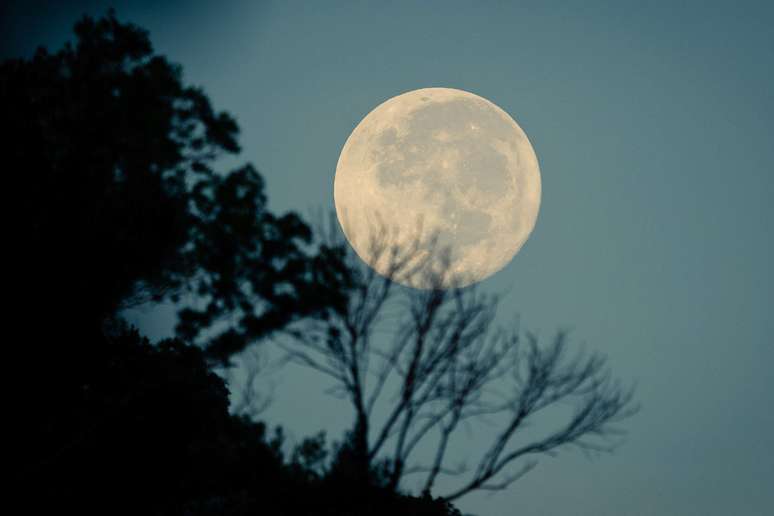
[334,87,541,289]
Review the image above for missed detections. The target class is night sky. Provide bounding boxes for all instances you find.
[6,1,774,515]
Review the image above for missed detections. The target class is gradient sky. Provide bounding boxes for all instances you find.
[5,1,774,515]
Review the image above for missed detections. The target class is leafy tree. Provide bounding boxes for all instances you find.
[20,323,460,515]
[4,14,348,510]
[9,11,461,515]
[4,10,350,359]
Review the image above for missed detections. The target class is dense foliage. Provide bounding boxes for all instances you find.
[25,326,460,515]
[4,10,350,360]
[9,11,459,516]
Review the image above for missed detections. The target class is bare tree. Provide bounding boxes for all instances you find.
[275,215,637,501]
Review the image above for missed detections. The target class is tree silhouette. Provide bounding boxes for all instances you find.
[20,323,461,515]
[276,217,638,501]
[9,11,460,515]
[4,10,350,359]
[0,12,354,514]
[9,9,636,515]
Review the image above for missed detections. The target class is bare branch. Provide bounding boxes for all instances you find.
[228,346,273,420]
[276,213,638,501]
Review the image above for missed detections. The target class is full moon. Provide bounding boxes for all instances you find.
[334,87,541,289]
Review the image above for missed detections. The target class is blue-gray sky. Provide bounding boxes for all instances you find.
[6,1,774,515]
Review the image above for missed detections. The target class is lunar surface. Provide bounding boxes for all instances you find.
[334,87,541,289]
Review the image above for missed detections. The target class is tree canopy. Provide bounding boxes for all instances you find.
[5,10,350,360]
[10,12,456,515]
